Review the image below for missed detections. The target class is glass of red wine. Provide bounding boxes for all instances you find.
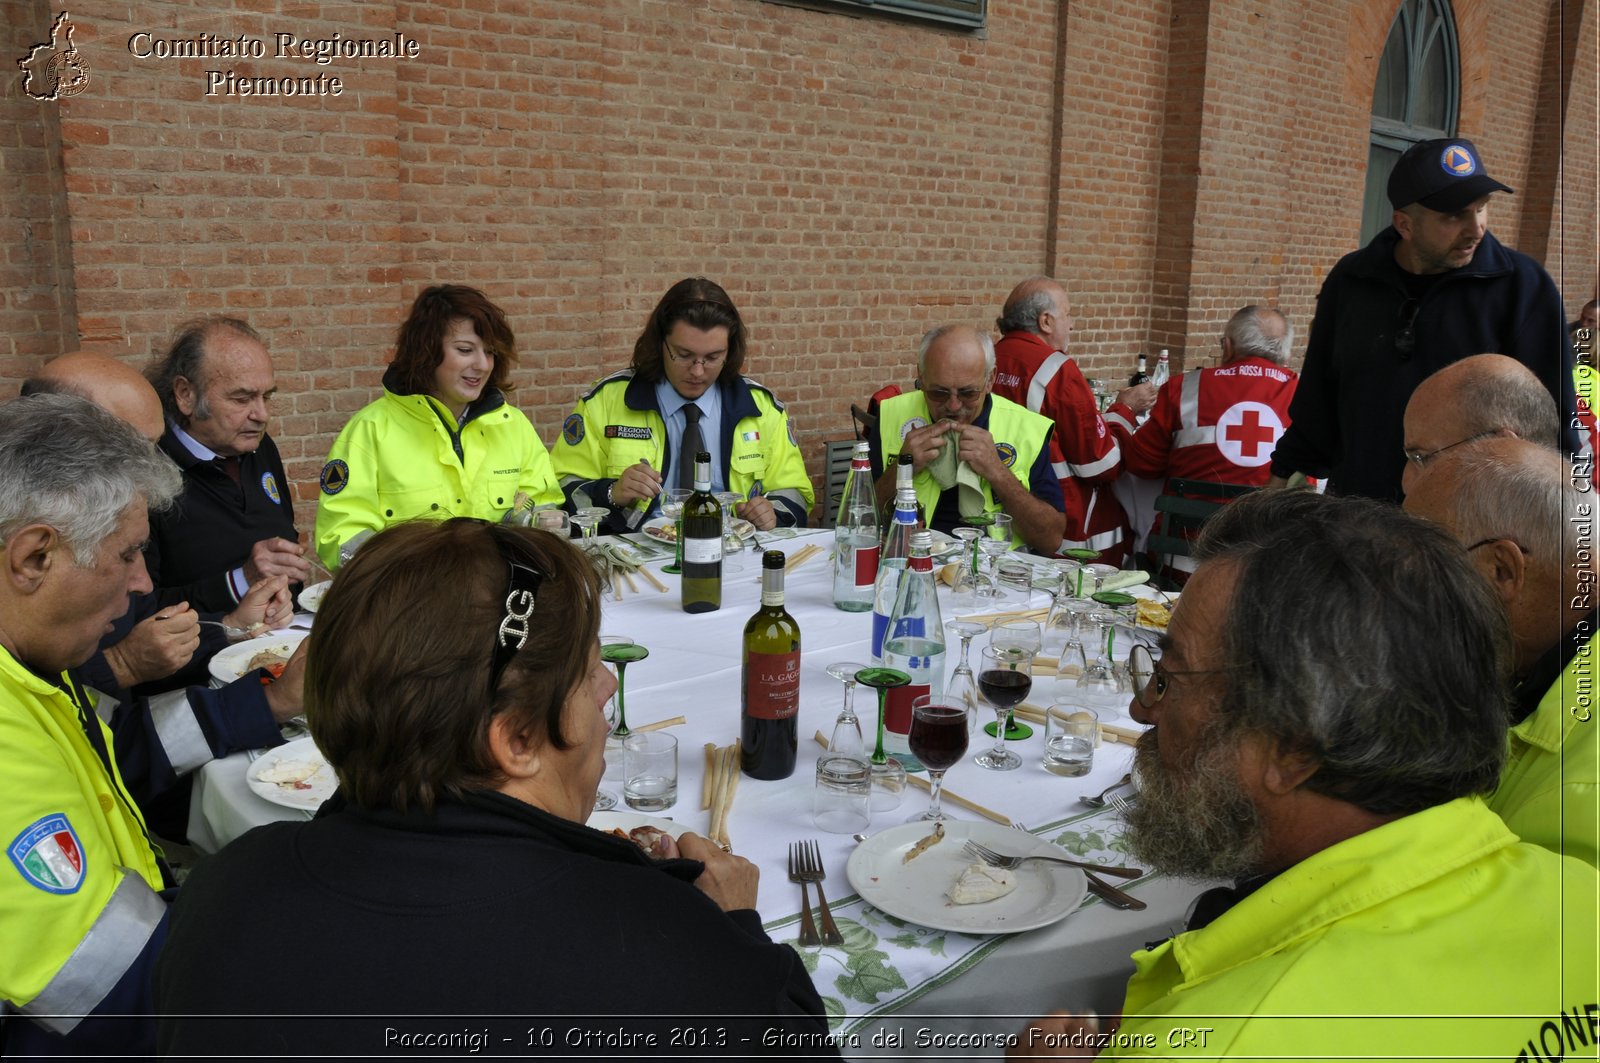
[908,695,969,822]
[974,645,1030,771]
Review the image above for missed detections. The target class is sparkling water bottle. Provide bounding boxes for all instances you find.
[832,442,879,612]
[881,531,946,761]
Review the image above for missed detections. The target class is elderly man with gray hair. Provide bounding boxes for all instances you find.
[1011,489,1596,1060]
[0,395,183,1055]
[1403,436,1598,868]
[1105,305,1300,578]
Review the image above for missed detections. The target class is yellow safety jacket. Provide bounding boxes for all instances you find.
[876,391,1051,548]
[1489,631,1599,868]
[315,379,561,569]
[1105,798,1599,1060]
[551,370,814,531]
[1,647,166,1026]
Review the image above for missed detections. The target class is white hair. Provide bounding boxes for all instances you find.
[917,325,995,378]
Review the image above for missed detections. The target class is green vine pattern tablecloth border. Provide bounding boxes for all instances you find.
[765,803,1157,1035]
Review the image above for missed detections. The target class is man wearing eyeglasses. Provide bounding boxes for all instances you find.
[552,278,813,533]
[1010,490,1596,1060]
[868,324,1067,554]
[1403,438,1598,869]
[1268,137,1574,502]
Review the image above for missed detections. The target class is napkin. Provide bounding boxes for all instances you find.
[1099,570,1150,592]
[925,430,988,520]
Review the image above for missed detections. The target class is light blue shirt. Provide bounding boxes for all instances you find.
[654,380,726,492]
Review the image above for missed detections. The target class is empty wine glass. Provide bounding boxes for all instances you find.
[974,646,1030,771]
[945,620,986,732]
[979,512,1014,589]
[1076,611,1123,698]
[595,634,636,811]
[715,491,746,569]
[658,487,692,575]
[908,695,968,822]
[825,660,869,758]
[855,666,910,810]
[600,638,649,737]
[951,526,984,607]
[572,507,608,551]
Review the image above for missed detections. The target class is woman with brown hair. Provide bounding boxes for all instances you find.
[313,285,563,568]
[155,520,833,1053]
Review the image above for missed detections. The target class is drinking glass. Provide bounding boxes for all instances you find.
[1083,563,1119,596]
[1043,703,1097,777]
[824,660,869,758]
[658,487,692,575]
[531,506,570,536]
[978,512,1014,590]
[714,490,745,562]
[907,695,969,822]
[1076,612,1122,698]
[855,666,910,810]
[974,646,1030,771]
[594,634,636,812]
[987,620,1040,740]
[622,731,677,811]
[951,526,984,607]
[945,620,986,731]
[1060,549,1099,598]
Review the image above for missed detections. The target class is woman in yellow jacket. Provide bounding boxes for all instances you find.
[314,285,561,569]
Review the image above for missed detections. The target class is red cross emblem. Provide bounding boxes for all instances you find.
[1216,402,1283,468]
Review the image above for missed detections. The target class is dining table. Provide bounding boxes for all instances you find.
[187,525,1212,1056]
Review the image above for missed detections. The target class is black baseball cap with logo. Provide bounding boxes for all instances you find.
[1386,138,1514,212]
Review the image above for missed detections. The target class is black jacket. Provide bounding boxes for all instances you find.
[155,790,836,1057]
[147,429,299,612]
[1269,227,1575,501]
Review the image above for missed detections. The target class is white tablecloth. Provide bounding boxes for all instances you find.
[189,529,1208,1047]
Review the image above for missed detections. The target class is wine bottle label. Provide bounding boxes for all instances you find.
[884,682,929,734]
[682,536,722,564]
[744,651,800,720]
[853,543,879,588]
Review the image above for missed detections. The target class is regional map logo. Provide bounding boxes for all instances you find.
[18,11,91,101]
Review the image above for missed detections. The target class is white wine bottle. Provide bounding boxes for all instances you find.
[680,451,721,614]
[741,549,801,779]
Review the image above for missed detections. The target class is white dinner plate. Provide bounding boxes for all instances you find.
[846,820,1087,935]
[208,630,310,686]
[246,735,336,811]
[586,809,684,839]
[641,517,678,545]
[298,579,332,613]
[925,530,962,559]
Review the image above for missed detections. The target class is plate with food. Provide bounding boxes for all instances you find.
[246,735,336,811]
[845,820,1087,934]
[641,517,679,546]
[586,809,684,853]
[925,529,963,560]
[208,630,309,686]
[298,579,333,613]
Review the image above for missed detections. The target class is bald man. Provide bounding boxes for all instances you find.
[1404,438,1598,867]
[1398,353,1567,496]
[22,352,165,442]
[870,324,1066,553]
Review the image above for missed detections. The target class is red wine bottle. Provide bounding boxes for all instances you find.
[741,550,801,779]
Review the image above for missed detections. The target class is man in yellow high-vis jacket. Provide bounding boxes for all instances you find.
[0,395,185,1056]
[1010,491,1597,1060]
[869,325,1066,554]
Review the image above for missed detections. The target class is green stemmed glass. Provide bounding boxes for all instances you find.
[600,638,649,738]
[855,666,910,811]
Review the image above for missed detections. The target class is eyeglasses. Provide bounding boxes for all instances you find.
[1466,536,1531,556]
[1402,429,1498,472]
[1127,644,1235,710]
[665,346,726,371]
[923,385,986,405]
[1395,299,1421,357]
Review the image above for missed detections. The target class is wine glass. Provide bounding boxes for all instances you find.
[824,660,869,758]
[715,491,746,569]
[854,666,910,810]
[950,526,984,607]
[908,696,969,822]
[658,487,692,575]
[572,506,608,551]
[594,634,636,811]
[945,620,986,732]
[1060,549,1099,598]
[974,646,1030,771]
[600,638,649,737]
[987,619,1040,740]
[979,512,1014,590]
[1076,612,1123,698]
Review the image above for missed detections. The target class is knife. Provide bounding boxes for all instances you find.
[1084,871,1147,911]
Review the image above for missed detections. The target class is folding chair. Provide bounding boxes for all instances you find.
[1145,478,1260,590]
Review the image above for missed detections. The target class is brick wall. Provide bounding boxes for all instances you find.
[4,0,1596,533]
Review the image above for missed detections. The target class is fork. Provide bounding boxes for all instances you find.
[1001,825,1148,911]
[1108,792,1138,815]
[963,839,1143,879]
[196,619,262,642]
[786,843,821,947]
[796,840,844,946]
[1081,772,1136,809]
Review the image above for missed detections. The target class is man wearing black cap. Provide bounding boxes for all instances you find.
[1268,137,1574,502]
